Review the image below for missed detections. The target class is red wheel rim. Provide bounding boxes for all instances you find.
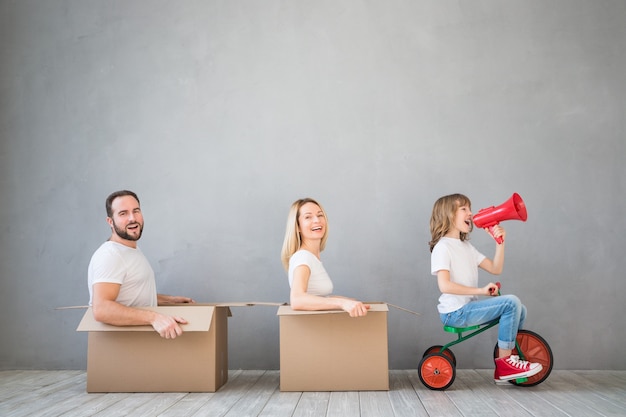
[420,355,455,390]
[512,330,553,385]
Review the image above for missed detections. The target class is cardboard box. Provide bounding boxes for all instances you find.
[277,303,389,391]
[77,305,230,393]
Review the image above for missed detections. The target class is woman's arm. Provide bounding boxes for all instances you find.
[290,265,369,317]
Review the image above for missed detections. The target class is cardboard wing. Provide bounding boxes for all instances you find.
[76,305,216,332]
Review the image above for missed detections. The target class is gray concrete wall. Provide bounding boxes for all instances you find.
[1,0,625,371]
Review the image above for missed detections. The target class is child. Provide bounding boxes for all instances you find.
[429,193,542,383]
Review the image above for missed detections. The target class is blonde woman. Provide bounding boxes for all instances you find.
[281,198,369,317]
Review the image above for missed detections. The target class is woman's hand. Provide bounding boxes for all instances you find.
[340,298,370,317]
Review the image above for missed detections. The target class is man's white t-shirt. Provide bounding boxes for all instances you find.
[88,241,157,307]
[431,237,486,314]
[288,250,333,296]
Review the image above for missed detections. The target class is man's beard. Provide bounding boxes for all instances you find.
[113,221,143,241]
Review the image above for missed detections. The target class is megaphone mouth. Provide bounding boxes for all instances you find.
[511,193,528,222]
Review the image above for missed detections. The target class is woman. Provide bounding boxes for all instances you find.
[281,198,369,317]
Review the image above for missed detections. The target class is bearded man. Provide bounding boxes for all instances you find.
[87,190,194,339]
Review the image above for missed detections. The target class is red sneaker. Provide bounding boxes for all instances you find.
[494,355,542,382]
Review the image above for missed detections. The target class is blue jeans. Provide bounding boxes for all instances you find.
[439,295,527,350]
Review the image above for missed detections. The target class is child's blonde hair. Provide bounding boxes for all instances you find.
[429,193,473,252]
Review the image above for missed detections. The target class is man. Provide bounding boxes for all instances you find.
[88,190,195,339]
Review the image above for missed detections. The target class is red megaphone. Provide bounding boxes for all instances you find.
[472,193,527,244]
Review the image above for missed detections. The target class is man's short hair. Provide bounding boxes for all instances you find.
[105,190,140,217]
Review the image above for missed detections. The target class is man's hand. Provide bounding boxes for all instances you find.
[157,294,196,305]
[151,313,188,339]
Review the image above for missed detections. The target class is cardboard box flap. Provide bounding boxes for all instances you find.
[277,303,388,316]
[77,306,215,332]
[190,301,285,308]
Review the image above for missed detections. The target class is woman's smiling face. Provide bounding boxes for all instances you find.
[298,202,326,241]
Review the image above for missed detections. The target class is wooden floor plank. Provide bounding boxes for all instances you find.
[536,371,626,416]
[63,392,135,417]
[133,394,192,417]
[454,370,537,417]
[0,371,28,392]
[157,370,243,417]
[562,370,626,407]
[0,370,82,402]
[257,390,302,417]
[443,371,500,417]
[387,370,430,417]
[359,391,395,417]
[155,393,215,417]
[0,370,625,416]
[93,392,189,417]
[88,392,161,416]
[223,371,280,417]
[473,369,571,417]
[292,391,330,417]
[190,370,265,417]
[327,391,360,417]
[406,370,464,417]
[478,369,608,417]
[0,372,87,417]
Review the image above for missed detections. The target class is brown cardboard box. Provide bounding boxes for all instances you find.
[277,303,389,391]
[77,305,230,393]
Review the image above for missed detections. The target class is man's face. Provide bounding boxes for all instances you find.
[108,195,144,242]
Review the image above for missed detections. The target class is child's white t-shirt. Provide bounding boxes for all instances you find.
[431,237,486,314]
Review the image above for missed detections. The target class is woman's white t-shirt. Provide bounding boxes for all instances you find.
[288,250,333,296]
[431,237,486,314]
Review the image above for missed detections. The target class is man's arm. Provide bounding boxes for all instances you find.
[92,282,187,339]
[157,294,195,305]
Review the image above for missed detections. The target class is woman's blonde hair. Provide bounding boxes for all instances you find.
[281,198,328,270]
[429,193,472,252]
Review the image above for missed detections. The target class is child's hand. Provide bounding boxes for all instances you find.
[488,225,506,243]
[485,282,500,296]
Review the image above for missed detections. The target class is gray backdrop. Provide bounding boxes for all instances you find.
[1,0,625,371]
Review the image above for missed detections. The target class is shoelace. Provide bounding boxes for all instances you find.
[506,355,530,369]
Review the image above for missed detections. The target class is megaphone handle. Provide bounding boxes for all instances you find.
[487,225,504,244]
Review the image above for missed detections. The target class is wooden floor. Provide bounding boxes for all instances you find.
[1,370,625,417]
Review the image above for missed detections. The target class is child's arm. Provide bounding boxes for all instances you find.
[479,225,506,275]
[437,270,498,296]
